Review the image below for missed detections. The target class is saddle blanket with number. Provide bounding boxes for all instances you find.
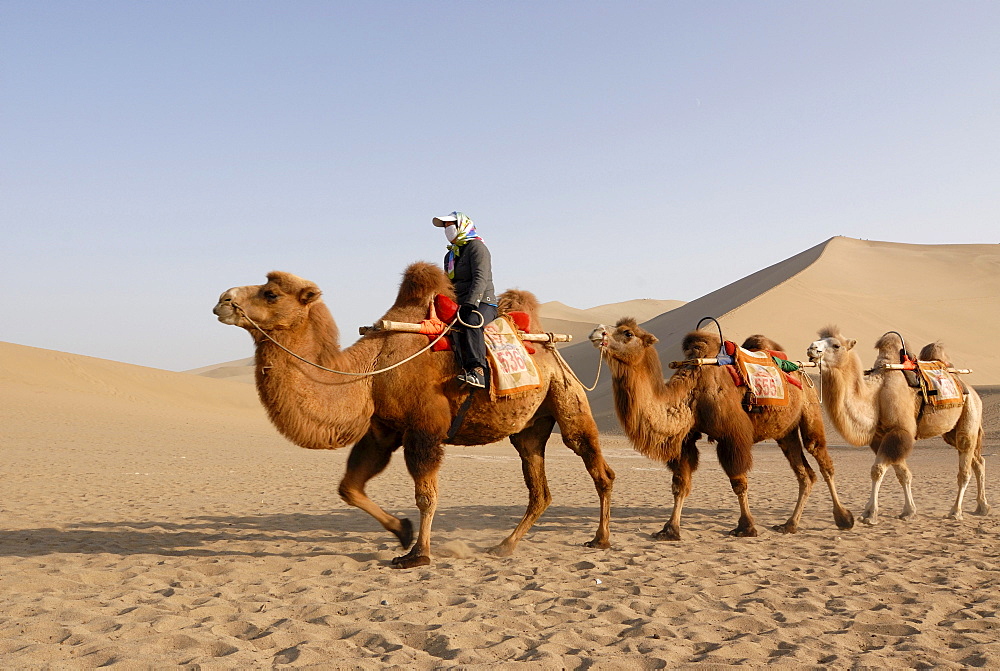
[916,360,965,408]
[732,345,790,407]
[484,315,541,397]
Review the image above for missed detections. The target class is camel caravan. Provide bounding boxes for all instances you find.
[214,264,989,568]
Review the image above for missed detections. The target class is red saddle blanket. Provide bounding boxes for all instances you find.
[425,295,534,353]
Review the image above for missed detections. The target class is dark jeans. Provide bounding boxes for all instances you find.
[453,302,498,372]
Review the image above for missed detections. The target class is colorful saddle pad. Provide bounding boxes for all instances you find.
[916,360,965,408]
[732,345,790,407]
[426,294,534,353]
[484,315,541,397]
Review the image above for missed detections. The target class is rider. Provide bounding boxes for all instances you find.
[432,212,497,389]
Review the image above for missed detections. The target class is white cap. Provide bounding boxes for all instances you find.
[432,212,459,227]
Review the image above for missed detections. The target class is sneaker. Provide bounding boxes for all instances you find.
[459,367,487,389]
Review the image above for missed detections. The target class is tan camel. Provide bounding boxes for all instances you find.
[213,263,615,568]
[806,327,989,524]
[589,320,854,539]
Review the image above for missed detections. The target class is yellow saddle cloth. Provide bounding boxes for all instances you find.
[484,315,541,397]
[916,360,964,408]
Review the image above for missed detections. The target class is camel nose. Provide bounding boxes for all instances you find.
[213,290,237,317]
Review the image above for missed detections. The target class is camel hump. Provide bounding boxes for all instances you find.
[918,341,951,364]
[393,262,455,308]
[682,330,721,359]
[875,332,912,359]
[741,334,786,354]
[498,289,542,331]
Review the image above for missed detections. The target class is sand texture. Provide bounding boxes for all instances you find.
[2,431,997,668]
[2,337,999,667]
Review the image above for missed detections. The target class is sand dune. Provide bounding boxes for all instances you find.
[560,237,1000,430]
[538,299,684,348]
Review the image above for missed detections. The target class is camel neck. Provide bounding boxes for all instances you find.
[253,319,378,450]
[820,352,880,445]
[609,350,696,462]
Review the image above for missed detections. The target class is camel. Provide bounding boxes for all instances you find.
[806,327,989,524]
[589,320,854,539]
[213,263,615,568]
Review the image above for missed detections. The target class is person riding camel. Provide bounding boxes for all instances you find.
[432,211,497,389]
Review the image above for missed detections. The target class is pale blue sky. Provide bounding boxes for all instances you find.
[3,1,998,371]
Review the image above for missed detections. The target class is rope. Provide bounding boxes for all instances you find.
[232,302,456,377]
[551,336,605,392]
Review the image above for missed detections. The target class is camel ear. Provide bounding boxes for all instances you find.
[298,285,322,304]
[846,339,856,350]
[640,332,659,346]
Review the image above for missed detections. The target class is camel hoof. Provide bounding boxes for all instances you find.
[835,509,856,530]
[652,528,681,542]
[973,503,991,516]
[730,526,758,538]
[393,518,414,549]
[583,538,612,549]
[390,553,431,569]
[772,522,797,534]
[860,516,877,526]
[487,544,515,557]
[946,511,963,521]
[898,511,916,521]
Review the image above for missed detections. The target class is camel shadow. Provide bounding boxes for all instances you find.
[0,504,736,559]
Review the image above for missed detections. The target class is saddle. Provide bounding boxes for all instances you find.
[874,354,966,410]
[719,341,802,412]
[422,295,535,354]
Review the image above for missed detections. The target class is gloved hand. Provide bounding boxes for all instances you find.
[459,303,481,326]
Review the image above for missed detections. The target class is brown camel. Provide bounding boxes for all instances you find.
[589,320,854,539]
[807,327,989,524]
[213,263,615,568]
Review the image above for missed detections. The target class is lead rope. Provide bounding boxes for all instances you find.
[550,332,605,392]
[232,302,457,377]
[816,358,823,405]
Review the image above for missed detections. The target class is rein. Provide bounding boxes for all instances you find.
[232,302,457,377]
[550,328,609,393]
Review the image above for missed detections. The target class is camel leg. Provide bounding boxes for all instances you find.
[654,433,699,541]
[863,456,890,526]
[801,405,855,530]
[391,432,445,569]
[772,433,814,534]
[945,426,990,518]
[337,428,410,547]
[972,432,990,516]
[558,414,616,550]
[862,429,915,523]
[716,438,757,537]
[947,446,974,521]
[489,417,555,557]
[891,462,917,520]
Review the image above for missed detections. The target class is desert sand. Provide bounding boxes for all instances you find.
[3,237,999,667]
[2,336,999,668]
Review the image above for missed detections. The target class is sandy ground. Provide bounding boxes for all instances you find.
[2,417,997,667]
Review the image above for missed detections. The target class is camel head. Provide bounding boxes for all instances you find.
[592,318,659,365]
[214,271,323,332]
[807,326,856,366]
